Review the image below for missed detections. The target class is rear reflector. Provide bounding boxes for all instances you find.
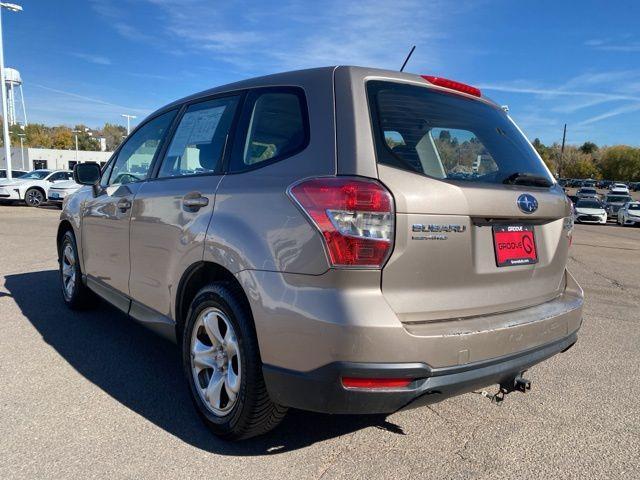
[342,377,412,389]
[421,75,482,97]
[288,177,394,268]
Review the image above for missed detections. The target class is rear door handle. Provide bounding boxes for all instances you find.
[117,198,132,212]
[182,193,209,210]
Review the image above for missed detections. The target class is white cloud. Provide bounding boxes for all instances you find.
[28,84,151,127]
[584,37,640,52]
[577,103,640,126]
[99,0,473,73]
[71,52,112,66]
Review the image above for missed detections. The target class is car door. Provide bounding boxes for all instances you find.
[81,110,177,309]
[128,95,241,320]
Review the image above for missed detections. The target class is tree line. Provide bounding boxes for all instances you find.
[532,139,640,181]
[3,122,127,152]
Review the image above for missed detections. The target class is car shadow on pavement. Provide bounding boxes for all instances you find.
[5,270,404,455]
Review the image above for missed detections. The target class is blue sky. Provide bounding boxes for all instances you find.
[5,0,640,145]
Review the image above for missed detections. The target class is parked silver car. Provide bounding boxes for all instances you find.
[47,179,82,208]
[57,67,583,440]
[617,201,640,226]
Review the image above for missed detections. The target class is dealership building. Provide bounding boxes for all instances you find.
[0,147,113,172]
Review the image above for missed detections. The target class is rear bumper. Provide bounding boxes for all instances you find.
[263,332,578,414]
[238,268,583,413]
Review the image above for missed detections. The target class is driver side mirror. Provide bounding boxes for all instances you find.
[74,162,102,197]
[73,162,101,185]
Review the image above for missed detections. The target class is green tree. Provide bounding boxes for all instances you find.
[562,147,600,179]
[100,123,127,151]
[599,146,640,181]
[51,127,74,150]
[73,125,100,151]
[579,141,598,155]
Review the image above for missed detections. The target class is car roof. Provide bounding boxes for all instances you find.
[147,65,500,118]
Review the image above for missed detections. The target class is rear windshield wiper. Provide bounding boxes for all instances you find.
[503,172,553,187]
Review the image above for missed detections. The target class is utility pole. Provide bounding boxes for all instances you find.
[16,130,23,168]
[559,123,567,177]
[0,2,22,180]
[121,114,136,135]
[72,129,79,164]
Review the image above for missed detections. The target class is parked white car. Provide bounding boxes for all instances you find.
[0,169,73,207]
[610,183,630,195]
[574,198,607,224]
[610,187,630,196]
[617,202,640,226]
[576,187,599,199]
[47,179,83,208]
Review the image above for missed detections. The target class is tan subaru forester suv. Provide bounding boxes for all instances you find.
[58,66,583,440]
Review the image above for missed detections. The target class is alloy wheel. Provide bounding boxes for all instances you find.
[190,307,241,416]
[26,189,43,207]
[61,243,76,300]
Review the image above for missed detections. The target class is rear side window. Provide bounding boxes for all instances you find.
[229,88,308,172]
[367,81,553,186]
[158,95,240,178]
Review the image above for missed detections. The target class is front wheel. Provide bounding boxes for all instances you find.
[182,283,287,440]
[25,188,44,207]
[59,230,94,309]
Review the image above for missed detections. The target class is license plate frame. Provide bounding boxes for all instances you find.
[492,225,538,267]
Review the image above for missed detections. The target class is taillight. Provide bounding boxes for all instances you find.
[342,377,411,389]
[288,177,394,268]
[421,75,482,97]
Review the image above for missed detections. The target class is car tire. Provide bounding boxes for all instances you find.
[182,282,287,440]
[25,188,45,207]
[59,230,94,309]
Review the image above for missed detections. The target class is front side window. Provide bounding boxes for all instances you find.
[230,89,308,172]
[21,170,50,180]
[108,110,176,186]
[158,96,239,178]
[368,81,554,187]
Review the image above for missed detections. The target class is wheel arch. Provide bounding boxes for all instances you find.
[56,220,74,251]
[24,185,47,200]
[175,261,252,342]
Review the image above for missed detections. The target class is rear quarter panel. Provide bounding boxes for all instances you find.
[204,68,338,275]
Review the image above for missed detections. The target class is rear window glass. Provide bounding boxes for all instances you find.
[367,81,554,186]
[629,204,640,210]
[606,195,631,203]
[580,188,597,194]
[576,200,602,209]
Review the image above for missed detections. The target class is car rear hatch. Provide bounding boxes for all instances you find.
[341,71,573,323]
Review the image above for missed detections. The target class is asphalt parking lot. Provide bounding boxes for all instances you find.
[1,204,639,479]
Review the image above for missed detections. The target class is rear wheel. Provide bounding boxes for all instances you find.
[59,230,94,309]
[182,282,287,440]
[25,188,44,207]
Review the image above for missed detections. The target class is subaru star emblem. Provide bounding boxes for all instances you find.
[517,194,538,214]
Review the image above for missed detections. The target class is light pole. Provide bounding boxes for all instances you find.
[16,130,23,168]
[121,114,136,135]
[0,2,21,180]
[72,128,92,166]
[72,129,79,164]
